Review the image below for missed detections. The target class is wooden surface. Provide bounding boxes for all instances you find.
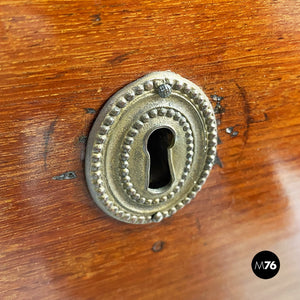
[1,0,300,299]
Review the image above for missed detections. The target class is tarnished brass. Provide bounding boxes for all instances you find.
[85,71,217,224]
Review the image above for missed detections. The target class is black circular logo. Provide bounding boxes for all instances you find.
[251,250,280,279]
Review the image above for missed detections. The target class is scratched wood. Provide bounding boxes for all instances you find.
[1,0,300,299]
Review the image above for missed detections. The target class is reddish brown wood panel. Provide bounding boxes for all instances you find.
[1,0,300,299]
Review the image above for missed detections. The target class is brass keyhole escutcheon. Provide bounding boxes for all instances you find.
[85,71,217,224]
[146,127,175,191]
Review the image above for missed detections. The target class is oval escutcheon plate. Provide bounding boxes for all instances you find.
[85,71,217,224]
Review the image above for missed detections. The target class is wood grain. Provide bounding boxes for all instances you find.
[1,0,300,299]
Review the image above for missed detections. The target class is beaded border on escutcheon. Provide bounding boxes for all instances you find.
[119,107,194,205]
[89,77,217,224]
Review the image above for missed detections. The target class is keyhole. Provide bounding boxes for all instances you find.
[147,128,175,190]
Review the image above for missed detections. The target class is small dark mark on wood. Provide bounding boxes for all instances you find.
[28,43,41,47]
[52,171,77,180]
[264,113,269,121]
[46,73,65,80]
[108,53,131,65]
[121,9,142,13]
[214,153,223,168]
[152,241,165,253]
[91,13,101,23]
[109,3,126,7]
[85,108,96,114]
[249,113,269,124]
[278,37,284,40]
[217,136,222,144]
[235,82,250,145]
[79,136,87,144]
[43,118,58,170]
[10,16,25,23]
[196,217,201,233]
